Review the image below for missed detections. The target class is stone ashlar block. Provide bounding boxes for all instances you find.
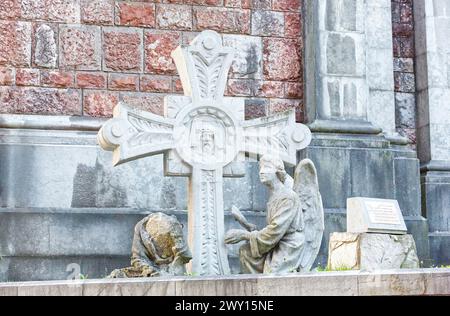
[328,232,420,271]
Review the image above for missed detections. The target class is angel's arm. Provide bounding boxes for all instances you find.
[231,206,257,232]
[248,198,297,257]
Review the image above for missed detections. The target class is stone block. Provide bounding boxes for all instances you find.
[244,98,268,120]
[156,4,192,31]
[76,72,107,89]
[284,12,302,38]
[144,30,181,75]
[103,28,143,72]
[193,7,251,34]
[0,0,20,20]
[251,10,284,37]
[328,233,420,271]
[83,278,176,296]
[108,74,139,92]
[430,234,450,266]
[367,48,395,91]
[395,72,416,93]
[368,90,396,135]
[41,70,74,88]
[115,2,155,27]
[15,69,39,86]
[349,149,394,199]
[2,270,450,296]
[263,38,301,81]
[365,4,393,49]
[33,24,57,68]
[83,90,118,117]
[0,87,81,116]
[357,270,427,296]
[0,21,32,67]
[226,79,254,97]
[306,147,351,209]
[395,93,416,129]
[430,124,450,161]
[424,269,450,295]
[393,58,414,73]
[272,0,302,12]
[223,34,263,80]
[0,284,18,296]
[140,75,172,93]
[47,0,80,23]
[59,25,101,71]
[81,0,114,25]
[256,273,358,296]
[120,93,165,116]
[175,276,257,296]
[20,0,80,23]
[17,281,83,296]
[393,158,421,217]
[254,81,285,98]
[326,33,357,75]
[0,67,15,86]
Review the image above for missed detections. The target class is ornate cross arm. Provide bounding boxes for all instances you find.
[241,109,312,166]
[98,103,176,166]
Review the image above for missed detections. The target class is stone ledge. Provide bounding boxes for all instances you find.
[0,114,106,131]
[0,269,449,296]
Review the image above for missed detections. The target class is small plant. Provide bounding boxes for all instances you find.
[184,272,198,277]
[315,264,353,272]
[288,267,298,273]
[333,265,353,271]
[78,274,89,280]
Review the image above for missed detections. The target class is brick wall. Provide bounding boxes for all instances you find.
[391,0,416,145]
[0,0,304,121]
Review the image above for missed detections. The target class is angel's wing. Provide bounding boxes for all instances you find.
[293,159,325,272]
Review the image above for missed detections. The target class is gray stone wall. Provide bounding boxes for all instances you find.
[0,118,430,281]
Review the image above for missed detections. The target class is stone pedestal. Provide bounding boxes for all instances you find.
[328,233,420,271]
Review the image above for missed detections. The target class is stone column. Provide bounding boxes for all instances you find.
[415,0,450,265]
[303,0,430,265]
[305,0,402,141]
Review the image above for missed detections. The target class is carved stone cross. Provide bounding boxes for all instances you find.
[98,31,312,276]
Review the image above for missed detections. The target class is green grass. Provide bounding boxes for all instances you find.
[315,264,353,272]
[78,274,89,280]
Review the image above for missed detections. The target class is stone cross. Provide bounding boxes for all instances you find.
[98,30,312,276]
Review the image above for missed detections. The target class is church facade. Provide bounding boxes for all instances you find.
[0,0,448,281]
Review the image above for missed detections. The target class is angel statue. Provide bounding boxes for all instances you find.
[225,155,324,274]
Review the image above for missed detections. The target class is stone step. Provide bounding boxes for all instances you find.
[1,269,449,296]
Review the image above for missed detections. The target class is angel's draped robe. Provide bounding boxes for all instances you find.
[239,188,305,274]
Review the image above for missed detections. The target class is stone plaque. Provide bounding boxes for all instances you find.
[347,197,407,235]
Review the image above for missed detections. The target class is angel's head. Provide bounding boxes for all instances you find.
[259,155,287,187]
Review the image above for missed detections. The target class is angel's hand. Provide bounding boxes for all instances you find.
[231,206,257,232]
[247,223,258,232]
[225,229,250,244]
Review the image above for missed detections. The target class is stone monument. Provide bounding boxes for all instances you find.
[98,30,312,276]
[225,157,324,274]
[328,197,420,271]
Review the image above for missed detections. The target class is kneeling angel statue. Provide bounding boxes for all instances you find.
[225,155,324,274]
